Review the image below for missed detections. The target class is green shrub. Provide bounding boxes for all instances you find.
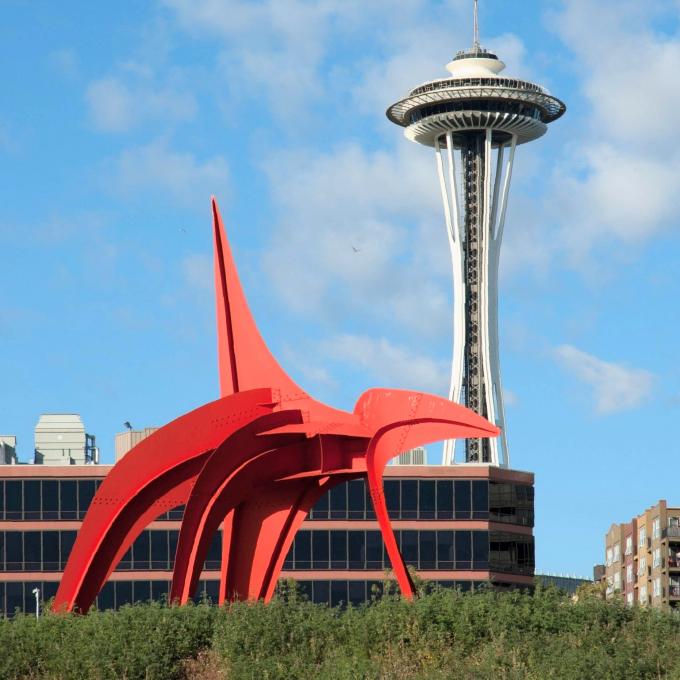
[2,587,680,679]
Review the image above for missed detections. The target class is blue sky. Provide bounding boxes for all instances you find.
[1,0,679,577]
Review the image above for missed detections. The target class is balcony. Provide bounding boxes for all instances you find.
[669,557,680,569]
[665,527,680,539]
[669,585,680,599]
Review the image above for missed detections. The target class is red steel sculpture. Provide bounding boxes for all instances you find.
[53,198,499,613]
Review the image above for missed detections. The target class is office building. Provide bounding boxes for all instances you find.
[0,463,534,615]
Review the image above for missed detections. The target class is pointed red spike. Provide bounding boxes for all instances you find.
[212,197,305,399]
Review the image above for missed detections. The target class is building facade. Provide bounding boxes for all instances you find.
[605,500,680,609]
[0,463,534,615]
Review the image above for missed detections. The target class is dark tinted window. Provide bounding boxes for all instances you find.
[472,481,488,519]
[312,531,329,569]
[419,481,435,519]
[401,530,418,565]
[24,532,41,570]
[116,580,132,607]
[60,481,77,520]
[347,480,365,519]
[43,531,59,570]
[204,531,221,570]
[151,531,169,570]
[311,492,329,520]
[473,531,489,568]
[401,480,417,519]
[454,481,471,519]
[133,532,150,570]
[42,480,59,519]
[330,531,347,569]
[5,481,21,520]
[420,530,436,569]
[366,531,382,569]
[6,531,22,570]
[296,531,311,568]
[78,480,96,518]
[330,484,347,519]
[60,531,77,569]
[436,480,453,519]
[437,531,454,568]
[134,580,150,604]
[24,481,40,519]
[455,531,472,568]
[384,480,400,519]
[348,531,365,569]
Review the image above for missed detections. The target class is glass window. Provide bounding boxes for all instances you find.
[420,531,436,569]
[204,580,219,604]
[348,532,365,570]
[5,481,22,520]
[455,531,472,569]
[60,481,77,520]
[384,480,400,519]
[472,481,488,519]
[24,532,41,570]
[133,532,150,570]
[60,531,77,569]
[366,531,382,569]
[283,544,294,570]
[312,531,329,569]
[364,484,375,520]
[401,480,417,519]
[295,531,311,569]
[472,532,489,568]
[168,531,178,569]
[310,492,329,520]
[6,582,22,616]
[6,531,22,570]
[437,531,454,569]
[133,580,150,604]
[78,480,96,519]
[313,580,329,605]
[151,531,169,570]
[455,481,471,519]
[168,505,184,521]
[330,580,348,608]
[42,480,59,520]
[204,531,222,570]
[43,531,59,571]
[347,480,365,519]
[329,484,347,519]
[437,481,453,519]
[24,480,41,520]
[152,580,169,602]
[330,531,347,569]
[348,580,365,605]
[97,582,114,611]
[419,481,435,519]
[401,530,418,566]
[116,581,132,608]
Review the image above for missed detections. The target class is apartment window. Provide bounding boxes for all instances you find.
[613,571,621,590]
[625,536,633,556]
[653,547,662,569]
[626,564,633,584]
[626,591,634,607]
[639,526,647,548]
[639,585,648,605]
[653,517,661,540]
[638,556,647,577]
[613,543,620,562]
[653,577,662,598]
[606,547,613,566]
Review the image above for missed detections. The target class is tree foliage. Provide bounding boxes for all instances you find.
[1,586,680,679]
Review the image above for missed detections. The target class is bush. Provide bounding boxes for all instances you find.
[2,587,680,679]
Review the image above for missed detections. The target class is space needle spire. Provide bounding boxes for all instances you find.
[387,3,565,466]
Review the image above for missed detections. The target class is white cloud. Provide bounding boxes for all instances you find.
[112,140,229,204]
[553,344,655,414]
[323,334,448,395]
[86,77,196,132]
[260,141,454,333]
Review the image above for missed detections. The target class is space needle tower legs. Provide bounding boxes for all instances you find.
[387,3,565,466]
[436,131,516,466]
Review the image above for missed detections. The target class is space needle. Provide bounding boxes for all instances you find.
[387,1,565,466]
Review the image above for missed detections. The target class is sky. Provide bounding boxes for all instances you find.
[1,0,680,578]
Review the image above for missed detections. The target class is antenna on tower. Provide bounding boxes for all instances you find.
[473,0,480,50]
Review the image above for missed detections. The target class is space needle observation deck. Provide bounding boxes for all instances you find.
[387,3,565,466]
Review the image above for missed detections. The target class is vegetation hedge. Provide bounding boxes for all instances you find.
[2,586,680,679]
